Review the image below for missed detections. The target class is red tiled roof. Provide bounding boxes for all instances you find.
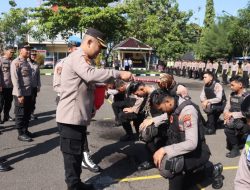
[114,37,153,50]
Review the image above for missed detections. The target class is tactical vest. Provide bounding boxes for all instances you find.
[167,99,210,171]
[204,81,226,105]
[229,92,246,112]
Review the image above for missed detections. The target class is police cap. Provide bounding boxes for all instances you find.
[241,95,250,118]
[4,46,15,51]
[85,27,107,49]
[18,43,33,50]
[68,36,81,48]
[30,50,37,55]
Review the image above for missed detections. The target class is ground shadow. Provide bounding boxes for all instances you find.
[3,133,59,166]
[87,140,152,189]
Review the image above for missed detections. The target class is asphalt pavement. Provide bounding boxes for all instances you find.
[0,75,240,190]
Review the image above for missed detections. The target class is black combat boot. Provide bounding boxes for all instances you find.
[226,146,240,158]
[212,163,223,189]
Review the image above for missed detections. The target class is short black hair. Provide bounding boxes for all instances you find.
[203,71,214,78]
[229,75,244,85]
[115,79,126,89]
[128,81,145,95]
[149,89,172,106]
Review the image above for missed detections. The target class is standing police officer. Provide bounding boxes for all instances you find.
[0,46,15,123]
[56,28,132,190]
[28,50,41,120]
[224,76,249,158]
[234,94,250,189]
[231,59,239,78]
[221,59,229,85]
[242,59,250,88]
[150,90,223,190]
[200,71,226,135]
[11,43,33,142]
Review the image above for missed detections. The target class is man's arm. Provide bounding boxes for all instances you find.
[10,60,22,96]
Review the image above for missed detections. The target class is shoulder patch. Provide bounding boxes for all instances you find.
[183,114,192,128]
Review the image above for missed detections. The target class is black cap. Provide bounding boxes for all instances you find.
[85,27,107,48]
[18,43,33,50]
[241,95,250,118]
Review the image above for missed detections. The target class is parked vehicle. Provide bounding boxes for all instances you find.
[44,57,54,68]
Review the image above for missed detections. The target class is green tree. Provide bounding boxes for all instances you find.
[126,0,192,61]
[228,5,250,57]
[196,19,233,60]
[31,0,128,62]
[0,8,32,46]
[204,0,215,28]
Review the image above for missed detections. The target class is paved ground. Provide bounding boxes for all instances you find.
[0,75,241,190]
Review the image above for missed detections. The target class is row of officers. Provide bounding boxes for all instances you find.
[105,71,250,190]
[0,44,41,172]
[165,59,250,88]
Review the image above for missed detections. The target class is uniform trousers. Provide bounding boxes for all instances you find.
[206,111,222,131]
[14,96,32,135]
[58,123,87,188]
[243,71,249,88]
[222,70,228,84]
[31,87,38,114]
[0,88,13,119]
[224,125,248,150]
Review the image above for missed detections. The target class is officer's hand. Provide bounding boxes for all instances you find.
[139,118,153,131]
[153,148,166,168]
[119,71,133,82]
[224,112,232,121]
[123,107,133,113]
[18,96,24,104]
[202,100,209,108]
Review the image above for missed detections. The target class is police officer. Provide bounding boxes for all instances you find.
[206,60,213,72]
[212,61,219,79]
[234,94,250,189]
[0,46,15,123]
[150,90,223,190]
[200,71,226,135]
[28,50,41,120]
[221,59,229,85]
[231,59,239,78]
[11,43,33,142]
[224,76,249,158]
[53,40,80,105]
[56,28,132,190]
[198,60,206,80]
[241,59,250,88]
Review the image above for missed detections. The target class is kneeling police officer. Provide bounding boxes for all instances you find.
[149,90,223,190]
[234,94,250,189]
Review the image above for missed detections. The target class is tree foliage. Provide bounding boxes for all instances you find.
[31,0,128,62]
[0,8,32,46]
[126,0,193,60]
[204,0,215,28]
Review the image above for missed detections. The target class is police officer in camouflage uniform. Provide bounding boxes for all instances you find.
[11,43,33,142]
[28,50,41,120]
[0,46,15,123]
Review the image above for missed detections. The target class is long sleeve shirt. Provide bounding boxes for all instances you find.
[11,57,32,96]
[163,97,198,159]
[200,82,223,104]
[29,60,41,88]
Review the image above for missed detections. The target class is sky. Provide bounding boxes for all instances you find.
[0,0,249,25]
